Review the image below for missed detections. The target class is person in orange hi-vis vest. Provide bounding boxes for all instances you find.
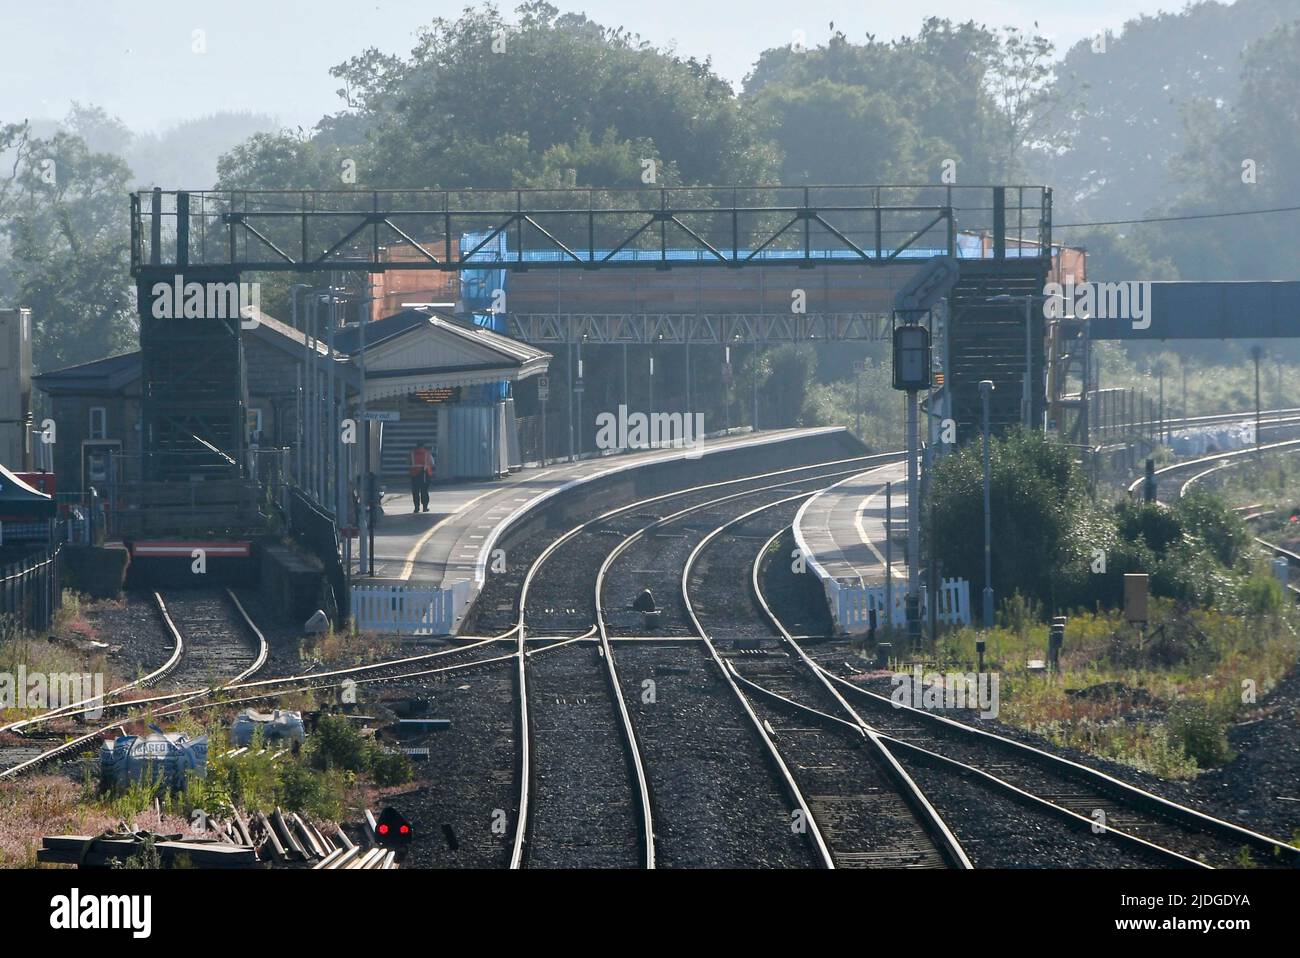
[409,440,434,513]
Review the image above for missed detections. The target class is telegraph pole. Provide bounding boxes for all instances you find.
[1252,345,1263,461]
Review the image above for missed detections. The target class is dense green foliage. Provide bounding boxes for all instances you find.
[926,430,1260,618]
[6,0,1300,383]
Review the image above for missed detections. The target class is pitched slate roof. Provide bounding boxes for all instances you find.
[33,308,549,397]
[31,351,142,394]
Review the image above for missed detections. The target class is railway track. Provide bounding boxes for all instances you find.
[156,589,268,691]
[1127,437,1300,503]
[743,530,1300,868]
[1149,436,1300,600]
[0,588,268,778]
[683,487,968,868]
[506,449,904,869]
[803,664,1299,868]
[588,461,914,867]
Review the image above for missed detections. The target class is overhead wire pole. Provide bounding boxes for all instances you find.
[1252,345,1263,462]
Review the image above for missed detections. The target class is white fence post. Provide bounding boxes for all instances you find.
[828,577,972,634]
[350,583,461,635]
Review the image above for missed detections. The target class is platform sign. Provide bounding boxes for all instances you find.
[537,377,549,402]
[362,410,400,422]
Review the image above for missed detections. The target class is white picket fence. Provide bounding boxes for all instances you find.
[351,580,471,636]
[829,576,971,634]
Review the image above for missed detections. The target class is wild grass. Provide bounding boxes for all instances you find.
[885,597,1298,780]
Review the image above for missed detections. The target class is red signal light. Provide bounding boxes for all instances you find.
[375,806,413,848]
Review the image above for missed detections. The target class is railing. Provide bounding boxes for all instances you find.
[0,545,62,633]
[828,576,971,634]
[350,581,469,636]
[130,185,1051,275]
[286,487,348,621]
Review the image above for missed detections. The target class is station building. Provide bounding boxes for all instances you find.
[33,307,550,499]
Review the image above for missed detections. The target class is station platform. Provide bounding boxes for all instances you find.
[357,427,846,631]
[793,460,974,632]
[793,461,907,587]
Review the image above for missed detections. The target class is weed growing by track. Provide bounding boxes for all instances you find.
[915,600,1299,779]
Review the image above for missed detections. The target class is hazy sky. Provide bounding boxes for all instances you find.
[3,0,1180,133]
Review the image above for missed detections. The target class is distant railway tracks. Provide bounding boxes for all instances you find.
[0,588,512,780]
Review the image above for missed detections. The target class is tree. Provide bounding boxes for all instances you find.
[0,120,136,371]
[1157,20,1300,282]
[1034,0,1295,222]
[746,79,935,183]
[927,429,1092,615]
[743,18,1060,183]
[221,2,776,193]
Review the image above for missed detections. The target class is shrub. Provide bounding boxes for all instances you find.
[1173,488,1249,568]
[311,713,368,773]
[1167,700,1234,768]
[369,745,413,787]
[278,759,325,812]
[1116,500,1183,554]
[1236,572,1284,616]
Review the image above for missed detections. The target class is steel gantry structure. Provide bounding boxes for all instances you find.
[129,183,1053,478]
[131,185,1047,274]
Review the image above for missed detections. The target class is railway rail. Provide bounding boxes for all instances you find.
[586,459,916,867]
[742,522,1300,867]
[506,448,905,869]
[1126,437,1300,502]
[0,588,269,778]
[682,486,970,868]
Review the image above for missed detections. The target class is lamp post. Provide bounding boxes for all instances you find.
[980,379,995,627]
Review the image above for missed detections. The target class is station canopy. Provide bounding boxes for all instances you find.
[332,308,551,402]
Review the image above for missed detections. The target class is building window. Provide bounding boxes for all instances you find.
[89,406,107,440]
